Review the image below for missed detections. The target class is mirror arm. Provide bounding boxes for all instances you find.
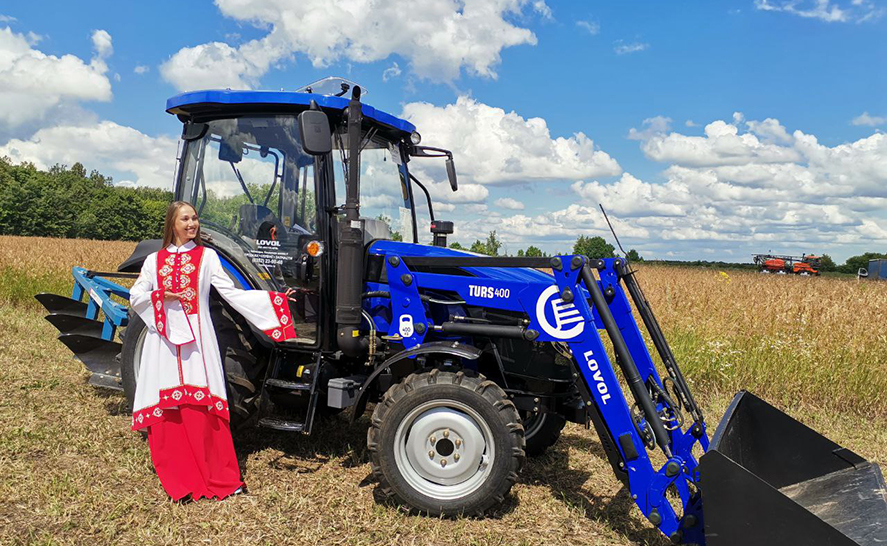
[409,173,435,223]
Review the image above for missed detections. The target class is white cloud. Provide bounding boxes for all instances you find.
[628,116,671,141]
[382,62,401,82]
[134,64,149,75]
[91,29,112,59]
[0,15,17,23]
[0,121,178,189]
[161,0,548,91]
[852,111,886,127]
[402,96,621,185]
[576,20,600,35]
[0,27,113,130]
[494,197,525,210]
[754,0,885,22]
[614,41,648,55]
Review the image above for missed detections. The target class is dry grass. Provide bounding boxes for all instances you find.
[1,236,885,545]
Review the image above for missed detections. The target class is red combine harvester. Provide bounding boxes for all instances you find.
[753,254,821,275]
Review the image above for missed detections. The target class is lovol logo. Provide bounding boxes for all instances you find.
[258,239,281,248]
[535,285,585,340]
[582,349,611,405]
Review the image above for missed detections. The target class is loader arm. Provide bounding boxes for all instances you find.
[372,251,708,542]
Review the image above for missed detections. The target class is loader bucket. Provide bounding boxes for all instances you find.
[699,391,887,546]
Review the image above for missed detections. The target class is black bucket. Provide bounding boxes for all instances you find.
[699,391,887,546]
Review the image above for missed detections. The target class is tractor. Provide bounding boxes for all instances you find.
[37,78,886,545]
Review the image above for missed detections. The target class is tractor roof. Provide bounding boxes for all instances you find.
[166,89,415,135]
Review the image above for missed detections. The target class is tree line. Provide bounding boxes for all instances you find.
[0,159,171,241]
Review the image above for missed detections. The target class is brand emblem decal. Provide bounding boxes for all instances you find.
[535,285,585,340]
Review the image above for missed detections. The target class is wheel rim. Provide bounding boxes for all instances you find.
[522,412,545,438]
[394,399,495,501]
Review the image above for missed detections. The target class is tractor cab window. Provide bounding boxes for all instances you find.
[177,115,321,343]
[332,131,413,243]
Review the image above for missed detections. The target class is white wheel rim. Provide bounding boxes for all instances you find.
[394,399,495,501]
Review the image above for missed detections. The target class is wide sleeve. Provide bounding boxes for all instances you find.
[129,255,162,335]
[129,254,195,346]
[206,249,297,342]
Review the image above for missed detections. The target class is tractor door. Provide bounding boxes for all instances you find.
[176,115,327,345]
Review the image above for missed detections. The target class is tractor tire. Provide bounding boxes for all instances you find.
[118,293,267,431]
[521,411,566,456]
[367,369,525,517]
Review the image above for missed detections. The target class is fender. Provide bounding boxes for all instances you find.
[348,341,483,422]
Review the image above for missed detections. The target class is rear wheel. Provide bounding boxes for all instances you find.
[521,411,566,456]
[367,370,525,516]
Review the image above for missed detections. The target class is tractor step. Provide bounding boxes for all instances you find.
[265,378,312,391]
[35,293,88,317]
[257,418,305,432]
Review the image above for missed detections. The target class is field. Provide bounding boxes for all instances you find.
[1,234,885,545]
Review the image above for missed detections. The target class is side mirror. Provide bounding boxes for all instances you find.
[298,108,332,156]
[445,156,458,191]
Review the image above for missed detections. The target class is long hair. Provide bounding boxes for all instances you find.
[161,201,203,248]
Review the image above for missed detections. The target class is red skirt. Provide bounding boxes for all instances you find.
[147,405,244,501]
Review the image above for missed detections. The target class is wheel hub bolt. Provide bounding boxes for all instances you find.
[428,450,435,459]
[455,439,462,448]
[440,459,447,467]
[429,435,436,444]
[454,454,460,462]
[443,430,450,438]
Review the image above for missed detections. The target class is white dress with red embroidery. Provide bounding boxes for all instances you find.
[129,240,296,431]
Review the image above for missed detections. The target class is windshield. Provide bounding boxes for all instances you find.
[332,130,414,243]
[177,115,321,342]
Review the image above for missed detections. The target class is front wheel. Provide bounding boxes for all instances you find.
[367,370,525,516]
[521,411,566,456]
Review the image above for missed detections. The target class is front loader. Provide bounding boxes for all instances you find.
[37,77,886,544]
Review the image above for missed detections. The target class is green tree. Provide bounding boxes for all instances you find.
[524,245,544,257]
[469,231,502,256]
[449,241,465,250]
[626,249,643,262]
[573,235,615,258]
[839,252,887,274]
[819,254,836,272]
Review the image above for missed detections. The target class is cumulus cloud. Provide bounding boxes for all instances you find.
[494,197,525,210]
[134,64,149,75]
[402,96,621,185]
[0,121,178,188]
[0,26,113,130]
[382,62,401,82]
[754,0,885,22]
[0,15,17,23]
[852,112,886,127]
[161,0,547,90]
[628,115,671,141]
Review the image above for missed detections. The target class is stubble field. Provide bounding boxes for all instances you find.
[1,234,885,545]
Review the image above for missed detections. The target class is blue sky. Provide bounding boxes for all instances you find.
[1,1,885,262]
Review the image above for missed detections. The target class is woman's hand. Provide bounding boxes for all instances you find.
[163,290,185,301]
[284,288,298,302]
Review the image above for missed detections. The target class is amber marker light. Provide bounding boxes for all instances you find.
[306,240,324,257]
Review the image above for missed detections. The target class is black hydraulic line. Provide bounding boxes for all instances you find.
[581,264,673,457]
[435,322,537,341]
[617,263,704,424]
[85,271,140,279]
[409,174,435,222]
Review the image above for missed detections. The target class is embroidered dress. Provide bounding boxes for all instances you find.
[129,240,295,500]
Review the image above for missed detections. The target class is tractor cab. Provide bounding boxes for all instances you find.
[167,78,457,345]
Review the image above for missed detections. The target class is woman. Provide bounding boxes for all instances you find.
[129,201,297,501]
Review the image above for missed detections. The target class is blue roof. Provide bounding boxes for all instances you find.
[166,89,415,134]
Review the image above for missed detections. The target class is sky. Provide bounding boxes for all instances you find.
[0,0,885,262]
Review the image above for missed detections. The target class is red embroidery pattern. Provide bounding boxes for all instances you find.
[150,289,166,337]
[131,385,229,431]
[156,246,204,315]
[263,292,297,342]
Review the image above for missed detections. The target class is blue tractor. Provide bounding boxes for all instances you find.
[37,78,887,545]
